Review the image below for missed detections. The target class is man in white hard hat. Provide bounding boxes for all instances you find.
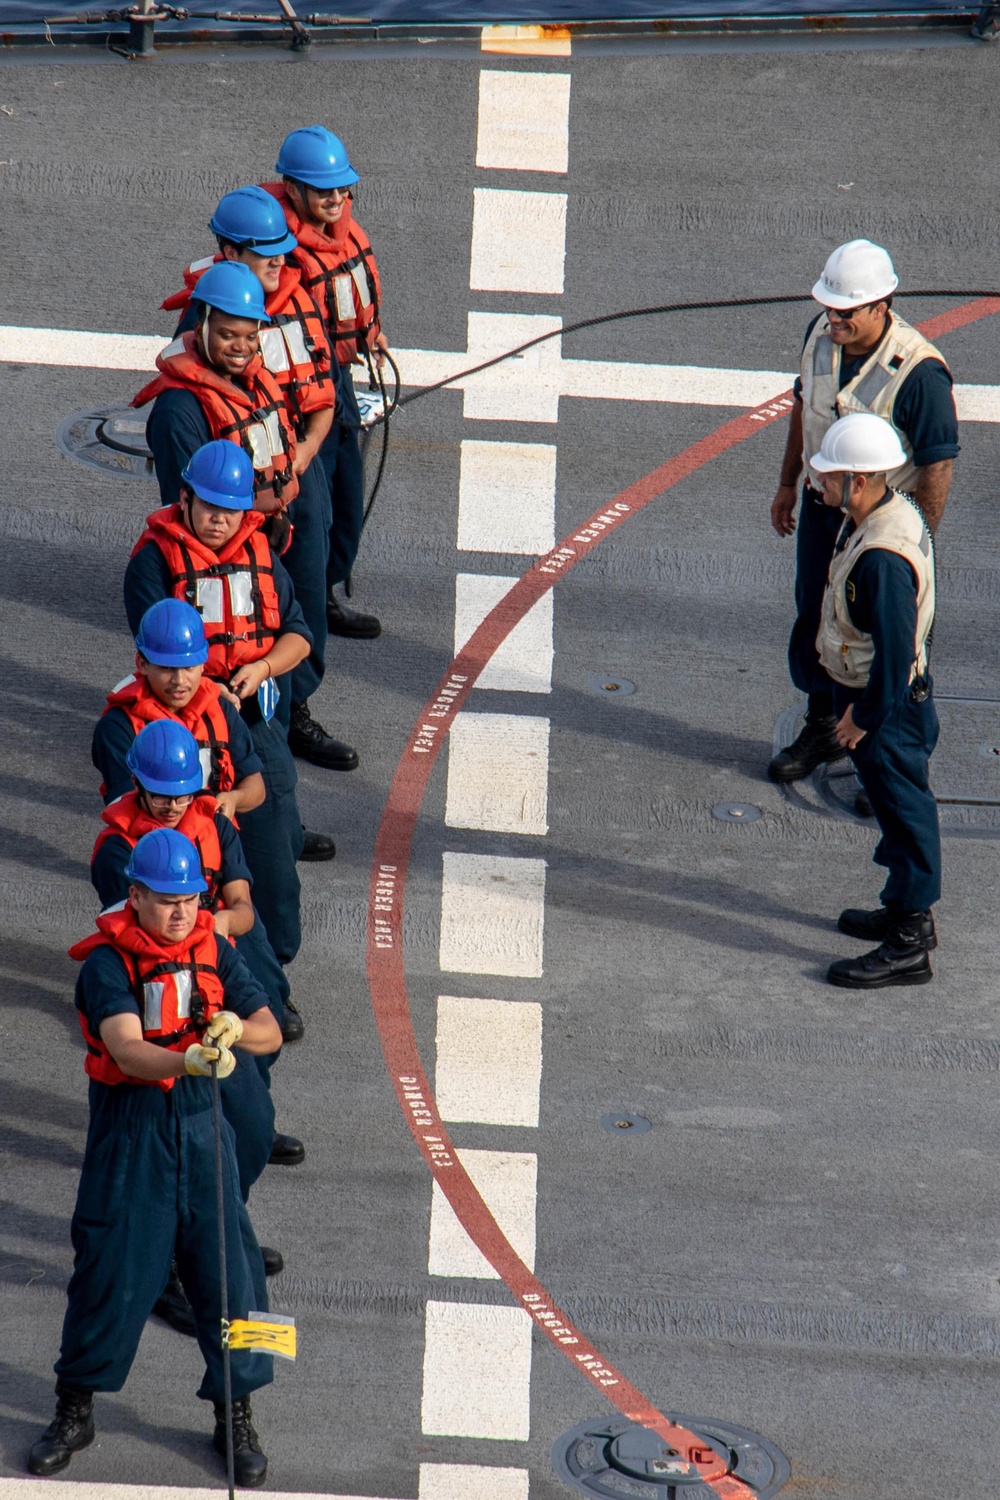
[810,413,939,989]
[768,239,957,785]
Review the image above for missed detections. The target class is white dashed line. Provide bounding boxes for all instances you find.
[454,574,553,693]
[470,187,568,294]
[476,70,571,173]
[439,854,547,978]
[420,1301,534,1440]
[457,439,557,554]
[418,1464,529,1500]
[428,1149,538,1278]
[0,1486,400,1500]
[446,712,550,835]
[435,996,543,1127]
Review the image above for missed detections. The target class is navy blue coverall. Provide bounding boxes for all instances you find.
[320,364,366,591]
[828,524,941,913]
[146,383,332,711]
[92,811,289,1085]
[56,940,274,1404]
[789,318,958,711]
[122,543,311,966]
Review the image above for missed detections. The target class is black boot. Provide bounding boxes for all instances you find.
[299,828,336,862]
[281,996,305,1043]
[269,1131,305,1166]
[261,1246,284,1276]
[828,913,934,988]
[838,907,937,950]
[327,590,381,639]
[288,700,359,771]
[27,1382,95,1476]
[151,1260,197,1337]
[854,788,873,818]
[213,1394,268,1488]
[768,713,843,783]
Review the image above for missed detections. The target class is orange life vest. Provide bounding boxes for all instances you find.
[69,904,224,1090]
[93,792,225,910]
[133,330,299,513]
[132,505,282,680]
[261,183,382,367]
[103,673,237,795]
[162,259,335,439]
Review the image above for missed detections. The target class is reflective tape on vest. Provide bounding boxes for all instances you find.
[334,273,355,322]
[350,260,372,310]
[195,570,255,625]
[260,326,291,374]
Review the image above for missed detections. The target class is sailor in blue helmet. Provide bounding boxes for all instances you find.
[27,829,281,1488]
[810,415,941,989]
[123,444,337,971]
[265,126,387,643]
[160,188,358,772]
[91,720,299,1334]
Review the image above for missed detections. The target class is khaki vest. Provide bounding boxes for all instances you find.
[817,490,935,690]
[800,313,948,493]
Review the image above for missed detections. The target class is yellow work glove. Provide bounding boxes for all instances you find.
[203,1010,244,1049]
[184,1042,235,1079]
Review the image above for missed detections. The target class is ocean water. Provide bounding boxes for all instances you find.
[0,0,969,25]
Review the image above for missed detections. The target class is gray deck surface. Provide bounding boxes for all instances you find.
[1,34,1000,1500]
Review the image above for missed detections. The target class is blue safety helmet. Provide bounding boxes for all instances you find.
[126,721,205,797]
[209,186,298,257]
[194,259,271,323]
[181,440,255,512]
[276,126,359,191]
[125,828,208,895]
[134,599,209,668]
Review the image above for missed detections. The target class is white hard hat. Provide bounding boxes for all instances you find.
[810,413,908,474]
[812,239,899,310]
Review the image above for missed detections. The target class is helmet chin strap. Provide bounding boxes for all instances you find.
[841,472,854,512]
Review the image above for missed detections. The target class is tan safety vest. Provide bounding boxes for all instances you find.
[800,313,949,493]
[817,490,935,690]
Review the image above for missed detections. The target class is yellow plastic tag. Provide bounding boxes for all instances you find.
[227,1314,297,1360]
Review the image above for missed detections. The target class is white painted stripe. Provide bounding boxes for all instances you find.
[0,325,168,370]
[421,1300,533,1439]
[436,995,543,1127]
[476,70,571,173]
[481,24,572,55]
[470,188,567,296]
[457,439,556,555]
[460,312,564,422]
[428,1148,538,1277]
[0,1485,400,1500]
[446,712,550,834]
[455,573,553,693]
[419,1464,529,1500]
[7,324,999,423]
[439,853,546,978]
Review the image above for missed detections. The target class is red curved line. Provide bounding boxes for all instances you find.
[366,297,999,1492]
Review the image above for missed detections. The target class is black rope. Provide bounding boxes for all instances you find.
[210,1058,236,1500]
[396,289,1000,410]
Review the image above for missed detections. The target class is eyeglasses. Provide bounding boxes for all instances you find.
[146,793,196,809]
[821,301,881,324]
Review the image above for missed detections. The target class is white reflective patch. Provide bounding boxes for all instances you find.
[259,325,290,374]
[110,673,137,694]
[281,319,311,367]
[228,570,254,616]
[161,336,186,360]
[143,980,164,1030]
[190,255,216,273]
[174,970,192,1020]
[263,408,284,458]
[198,746,213,787]
[350,261,372,309]
[245,421,271,470]
[195,576,225,623]
[334,273,355,321]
